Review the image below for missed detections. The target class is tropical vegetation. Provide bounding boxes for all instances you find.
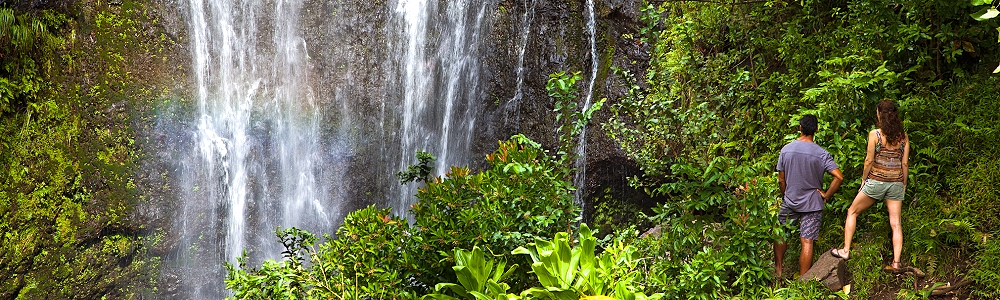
[3,0,1000,299]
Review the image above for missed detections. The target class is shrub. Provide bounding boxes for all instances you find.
[407,135,580,290]
[225,206,413,299]
[226,134,583,297]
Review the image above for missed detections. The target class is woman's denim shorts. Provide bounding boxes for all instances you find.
[862,179,905,201]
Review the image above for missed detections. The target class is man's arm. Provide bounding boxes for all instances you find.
[778,171,786,198]
[820,168,844,201]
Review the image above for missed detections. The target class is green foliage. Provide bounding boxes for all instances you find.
[632,163,779,298]
[0,7,63,114]
[547,71,605,167]
[422,246,517,300]
[590,189,650,237]
[398,150,437,184]
[1,1,170,297]
[228,135,581,297]
[762,279,847,300]
[970,236,1000,299]
[512,224,662,300]
[225,206,413,300]
[606,0,1000,297]
[408,135,580,289]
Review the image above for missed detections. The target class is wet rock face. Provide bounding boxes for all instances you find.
[299,0,398,212]
[478,0,654,222]
[290,0,654,217]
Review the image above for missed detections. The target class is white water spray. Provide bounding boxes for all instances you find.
[574,0,599,202]
[394,0,489,216]
[178,0,333,297]
[510,0,536,104]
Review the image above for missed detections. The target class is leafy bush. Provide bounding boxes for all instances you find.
[227,134,584,297]
[427,224,661,300]
[422,246,517,300]
[225,206,413,299]
[407,135,580,290]
[512,224,661,299]
[762,279,847,300]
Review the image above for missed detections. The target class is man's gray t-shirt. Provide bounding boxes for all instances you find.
[777,140,839,212]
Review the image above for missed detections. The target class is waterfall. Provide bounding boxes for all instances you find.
[502,0,537,128]
[167,0,494,296]
[393,0,490,216]
[574,0,599,202]
[175,0,336,297]
[508,0,536,107]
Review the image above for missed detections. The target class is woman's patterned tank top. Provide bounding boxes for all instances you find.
[869,129,905,182]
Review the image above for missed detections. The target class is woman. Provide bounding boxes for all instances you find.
[830,100,910,271]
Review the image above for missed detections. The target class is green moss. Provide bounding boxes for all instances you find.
[1,0,178,297]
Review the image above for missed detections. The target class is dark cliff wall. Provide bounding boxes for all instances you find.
[290,0,657,219]
[478,0,655,224]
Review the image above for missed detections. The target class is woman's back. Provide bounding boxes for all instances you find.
[869,129,906,182]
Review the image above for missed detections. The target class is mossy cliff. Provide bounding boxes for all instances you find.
[0,0,188,297]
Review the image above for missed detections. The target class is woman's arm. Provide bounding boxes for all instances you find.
[860,130,878,184]
[902,133,910,187]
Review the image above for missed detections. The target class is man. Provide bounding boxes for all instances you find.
[775,114,843,278]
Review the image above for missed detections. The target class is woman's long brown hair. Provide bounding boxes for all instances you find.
[877,99,905,145]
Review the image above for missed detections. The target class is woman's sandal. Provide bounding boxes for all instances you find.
[830,248,849,260]
[884,261,904,273]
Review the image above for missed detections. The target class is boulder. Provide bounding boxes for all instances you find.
[799,250,850,291]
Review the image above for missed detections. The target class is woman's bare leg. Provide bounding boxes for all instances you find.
[886,199,903,267]
[839,191,877,258]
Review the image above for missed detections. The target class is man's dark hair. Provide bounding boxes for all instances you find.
[799,114,818,136]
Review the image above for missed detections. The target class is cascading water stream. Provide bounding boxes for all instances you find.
[174,0,335,297]
[505,0,537,126]
[165,0,523,297]
[393,0,490,215]
[574,0,599,203]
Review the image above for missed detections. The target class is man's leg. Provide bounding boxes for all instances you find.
[774,241,786,278]
[774,207,794,278]
[798,210,822,276]
[799,237,814,276]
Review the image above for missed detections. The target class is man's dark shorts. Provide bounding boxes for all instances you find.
[778,206,822,241]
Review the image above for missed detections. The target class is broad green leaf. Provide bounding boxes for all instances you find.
[971,0,988,6]
[971,7,999,20]
[427,284,464,299]
[469,291,493,300]
[453,266,478,295]
[985,8,1000,19]
[994,63,1000,73]
[422,293,460,300]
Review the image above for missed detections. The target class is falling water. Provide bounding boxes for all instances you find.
[574,0,599,202]
[166,0,500,296]
[502,0,537,127]
[393,0,491,215]
[174,0,336,297]
[509,0,536,105]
